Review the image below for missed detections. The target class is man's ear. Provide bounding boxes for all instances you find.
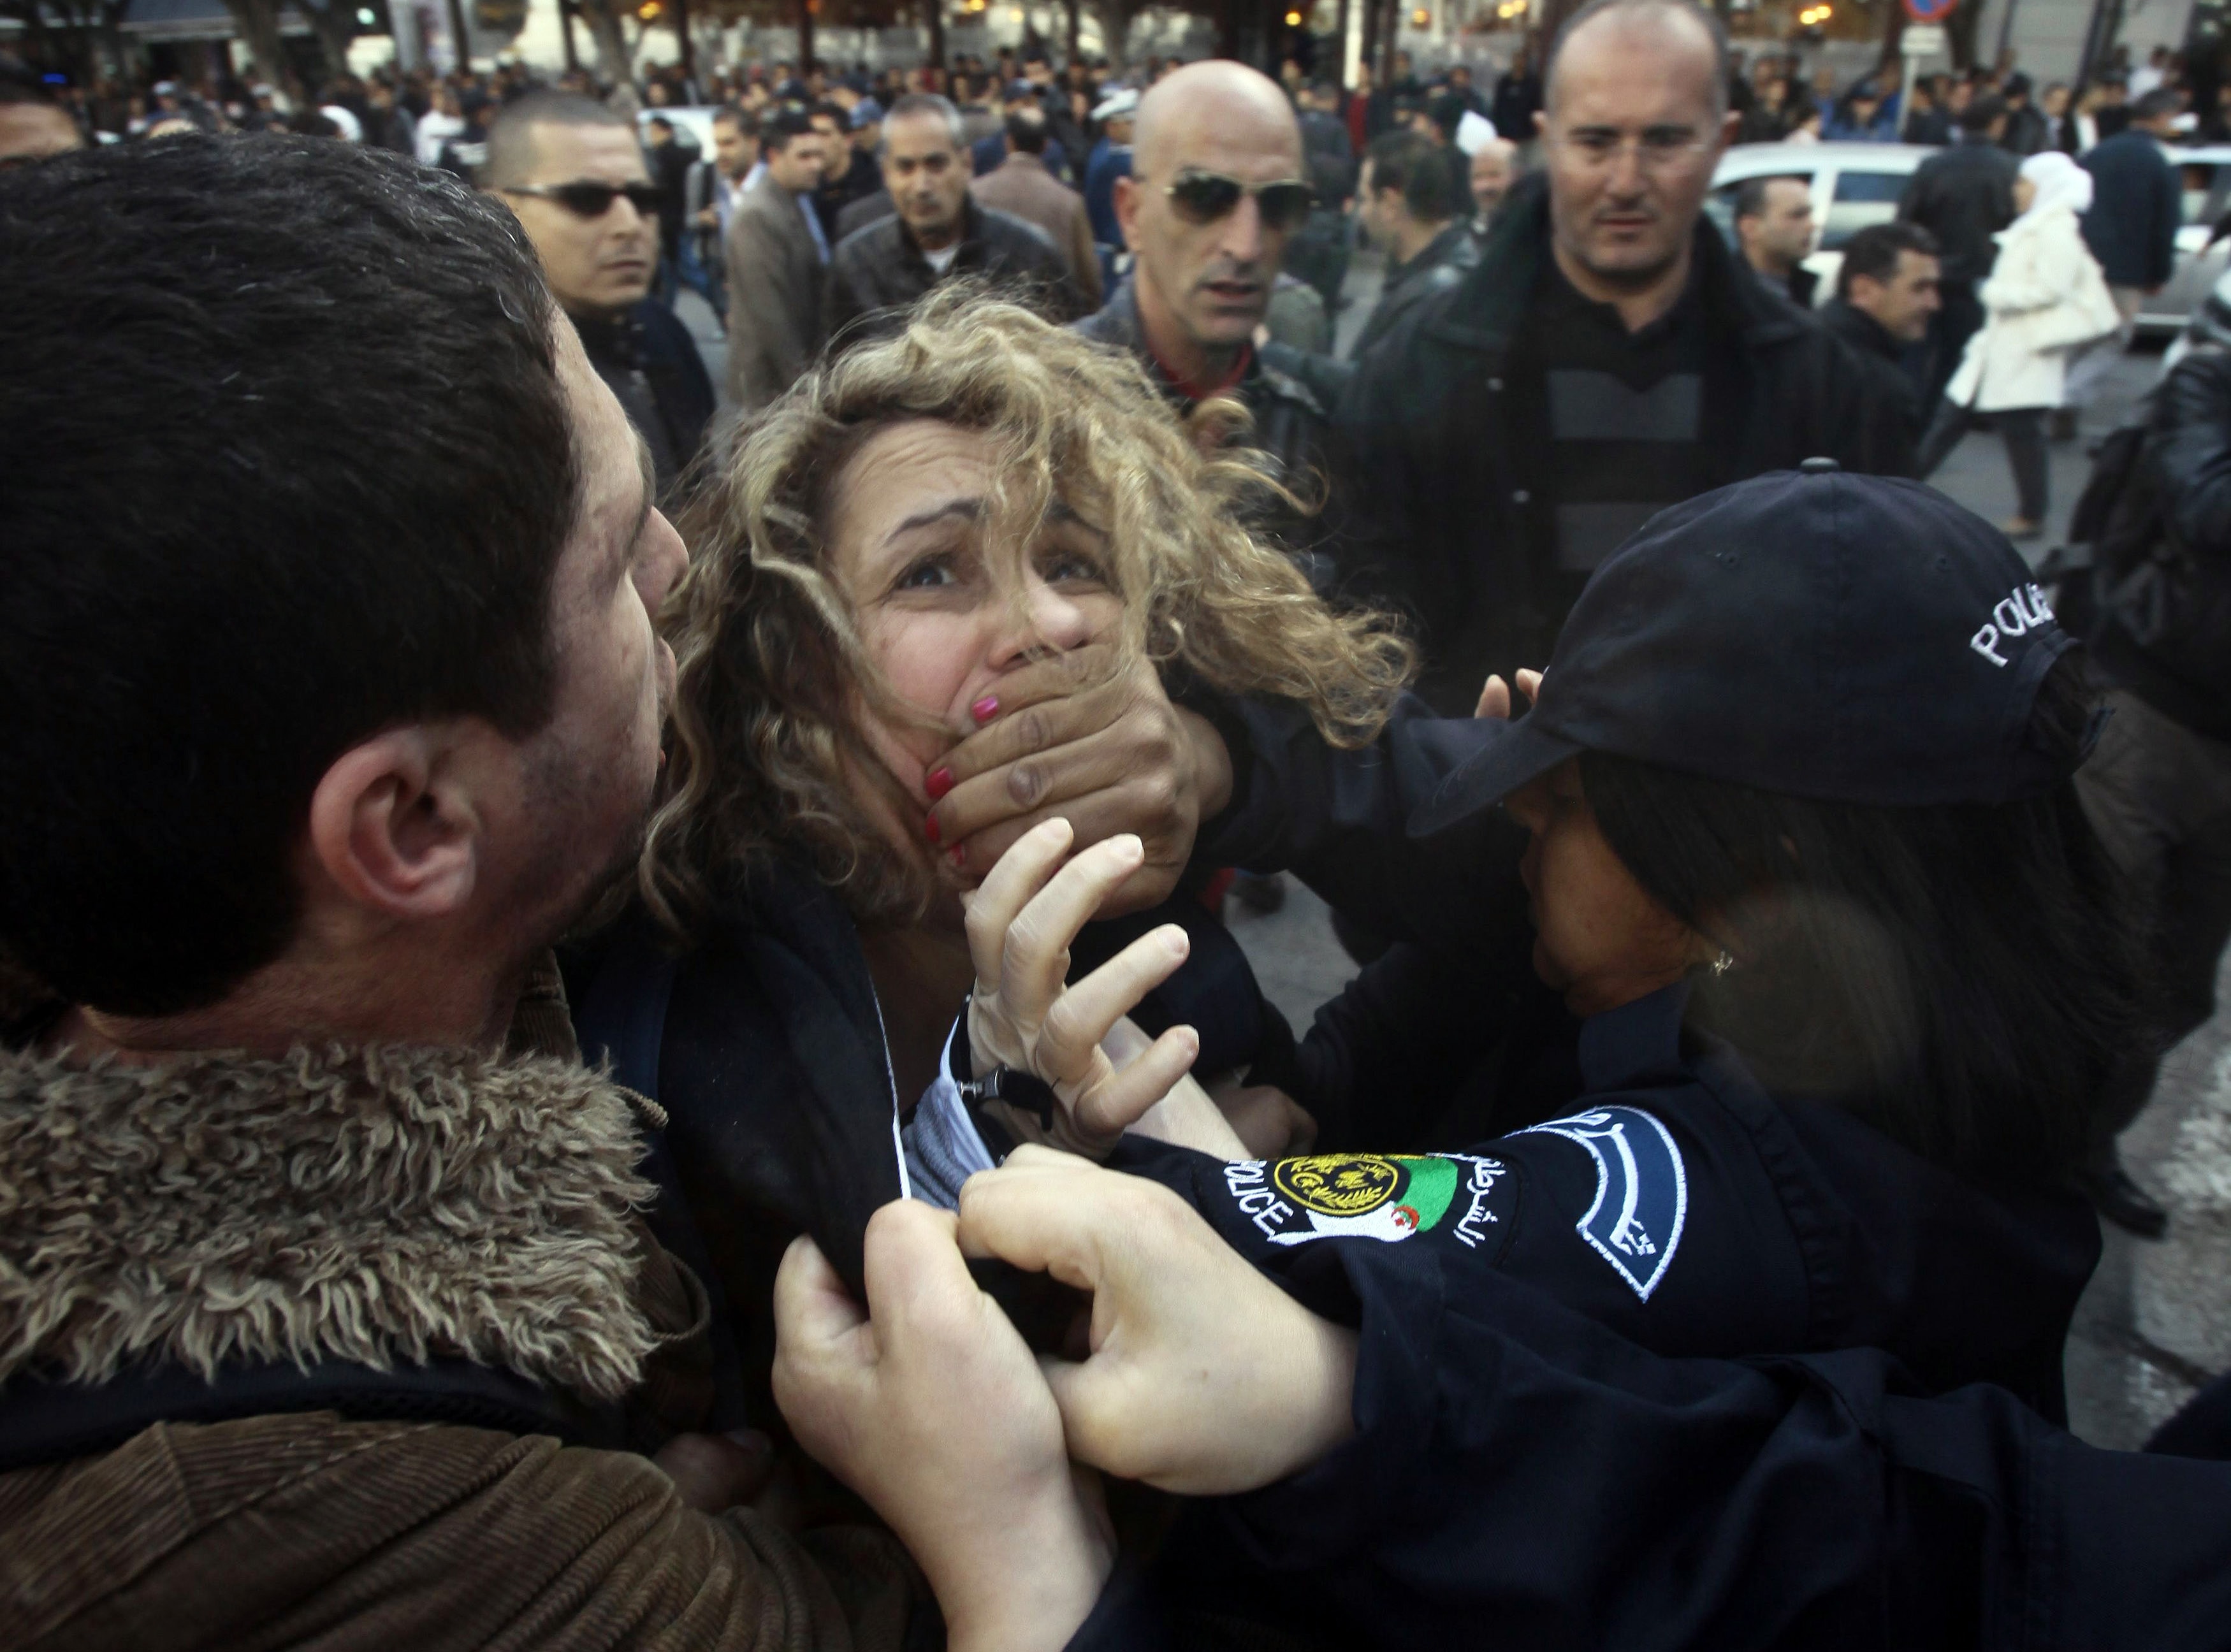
[1113,172,1140,252]
[306,726,487,921]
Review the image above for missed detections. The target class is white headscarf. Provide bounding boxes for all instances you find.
[2014,149,2095,227]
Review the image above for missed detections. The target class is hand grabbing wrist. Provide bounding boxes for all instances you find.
[931,1468,1115,1652]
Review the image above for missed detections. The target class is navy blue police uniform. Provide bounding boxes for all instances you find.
[1126,465,2105,1421]
[1049,469,2191,1651]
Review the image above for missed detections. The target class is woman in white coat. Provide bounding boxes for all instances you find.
[1914,149,2122,537]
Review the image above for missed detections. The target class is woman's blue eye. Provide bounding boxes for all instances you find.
[1045,554,1103,584]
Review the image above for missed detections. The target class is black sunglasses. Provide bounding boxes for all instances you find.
[1163,168,1314,231]
[504,180,662,219]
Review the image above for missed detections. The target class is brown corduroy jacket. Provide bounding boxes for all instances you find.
[0,999,925,1652]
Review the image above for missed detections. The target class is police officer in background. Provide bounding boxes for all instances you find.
[775,470,2204,1649]
[2073,270,2231,1238]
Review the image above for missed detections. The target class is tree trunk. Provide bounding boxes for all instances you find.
[672,0,692,83]
[305,0,360,82]
[560,0,579,71]
[927,0,945,69]
[798,0,813,70]
[1064,0,1078,58]
[221,0,289,87]
[574,0,633,87]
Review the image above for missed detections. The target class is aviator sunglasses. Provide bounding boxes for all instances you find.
[1162,167,1313,232]
[503,180,662,219]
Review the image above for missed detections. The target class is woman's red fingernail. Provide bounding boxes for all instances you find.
[926,767,954,800]
[925,813,942,846]
[971,695,999,723]
[949,845,967,867]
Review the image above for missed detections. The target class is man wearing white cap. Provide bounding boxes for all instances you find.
[1084,85,1135,253]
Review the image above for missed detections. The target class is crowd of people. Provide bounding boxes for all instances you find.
[6,0,2231,1645]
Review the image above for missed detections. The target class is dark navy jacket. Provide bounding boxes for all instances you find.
[1118,980,2097,1423]
[1063,1252,2231,1651]
[2080,129,2183,289]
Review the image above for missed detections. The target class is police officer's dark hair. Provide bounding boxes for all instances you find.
[1578,655,2136,1182]
[1836,221,1939,299]
[712,102,755,135]
[0,138,578,1017]
[1003,106,1048,154]
[1365,129,1465,223]
[1732,173,1806,225]
[1545,0,1731,119]
[1959,92,2007,134]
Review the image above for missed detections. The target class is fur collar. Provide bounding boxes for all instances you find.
[0,1042,660,1400]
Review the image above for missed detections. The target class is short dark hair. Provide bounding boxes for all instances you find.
[1547,0,1731,118]
[483,89,632,188]
[1836,219,1939,298]
[0,138,578,1015]
[1580,655,2135,1183]
[764,105,816,152]
[1364,128,1464,222]
[1004,106,1047,153]
[2132,86,2183,123]
[1733,172,1806,223]
[712,102,755,134]
[1959,91,2007,133]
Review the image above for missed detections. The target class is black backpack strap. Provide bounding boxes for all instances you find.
[577,918,753,1430]
[0,1358,593,1475]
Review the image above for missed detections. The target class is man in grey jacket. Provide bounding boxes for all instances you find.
[723,107,828,412]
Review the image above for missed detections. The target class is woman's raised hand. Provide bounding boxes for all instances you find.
[964,818,1203,1158]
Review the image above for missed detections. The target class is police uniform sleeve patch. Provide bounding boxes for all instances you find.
[1518,1106,1688,1300]
[1219,1152,1514,1252]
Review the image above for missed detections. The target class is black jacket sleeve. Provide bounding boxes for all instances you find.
[2153,350,2231,555]
[1186,691,1530,955]
[1206,1248,2231,1651]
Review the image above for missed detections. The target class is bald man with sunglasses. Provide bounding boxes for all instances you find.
[1073,60,1346,576]
[486,92,713,500]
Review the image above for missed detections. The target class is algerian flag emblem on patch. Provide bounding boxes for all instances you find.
[1220,1152,1509,1249]
[1272,1153,1458,1242]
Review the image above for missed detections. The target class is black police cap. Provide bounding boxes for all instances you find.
[1409,466,2078,836]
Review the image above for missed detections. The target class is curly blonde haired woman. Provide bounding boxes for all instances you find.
[569,291,1412,1413]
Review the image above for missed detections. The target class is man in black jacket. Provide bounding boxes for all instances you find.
[825,92,1083,345]
[2075,302,2231,1236]
[2084,92,2184,294]
[1335,0,1877,711]
[1818,220,1941,476]
[1348,129,1478,360]
[1898,92,2017,409]
[484,92,713,501]
[1073,59,1344,568]
[1732,173,1817,308]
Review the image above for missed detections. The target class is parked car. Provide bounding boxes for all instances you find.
[1711,138,2231,337]
[636,105,718,154]
[1708,141,1934,309]
[2144,143,2231,335]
